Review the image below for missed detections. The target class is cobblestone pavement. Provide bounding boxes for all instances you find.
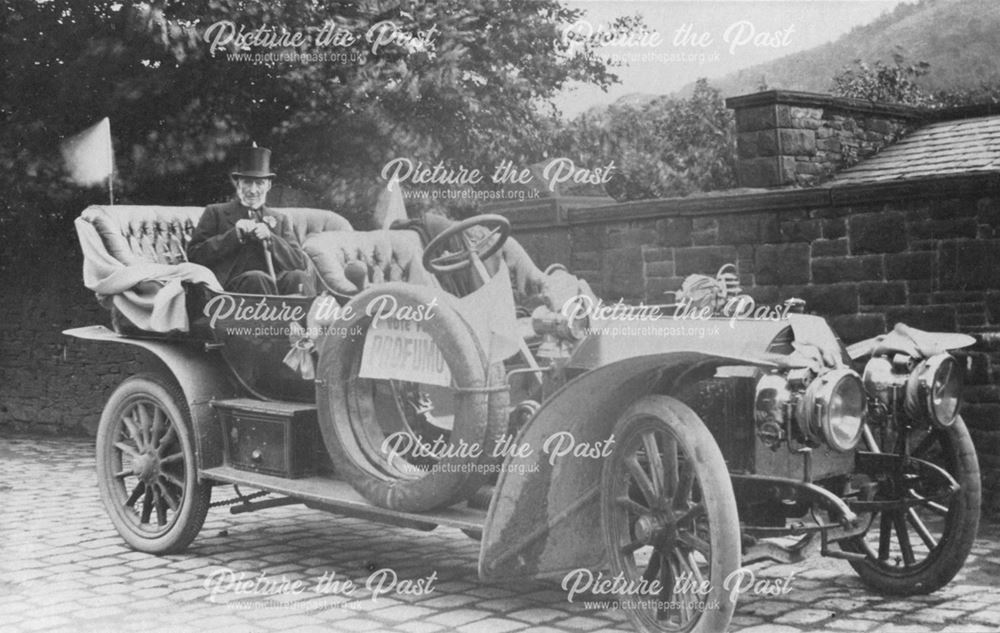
[1,434,998,633]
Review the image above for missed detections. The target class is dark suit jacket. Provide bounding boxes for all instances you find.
[188,200,311,287]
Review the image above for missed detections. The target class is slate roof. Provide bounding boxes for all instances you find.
[832,114,1000,185]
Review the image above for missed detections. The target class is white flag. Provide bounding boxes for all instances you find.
[61,118,113,186]
[372,175,408,229]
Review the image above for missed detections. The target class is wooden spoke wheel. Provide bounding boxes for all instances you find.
[96,374,211,554]
[842,418,981,595]
[601,396,739,633]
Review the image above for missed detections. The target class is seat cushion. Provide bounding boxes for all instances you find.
[303,229,434,294]
[81,204,352,268]
[82,205,204,267]
[281,207,353,245]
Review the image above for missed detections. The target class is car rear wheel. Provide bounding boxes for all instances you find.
[601,395,739,633]
[96,374,211,554]
[842,417,980,595]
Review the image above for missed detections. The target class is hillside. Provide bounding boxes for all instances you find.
[678,0,1000,99]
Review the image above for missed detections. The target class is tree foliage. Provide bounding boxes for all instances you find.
[831,53,1000,110]
[548,79,735,200]
[1,0,631,267]
[831,54,936,106]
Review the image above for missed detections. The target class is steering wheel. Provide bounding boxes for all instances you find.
[422,214,511,274]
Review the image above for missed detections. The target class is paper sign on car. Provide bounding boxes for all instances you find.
[359,318,452,387]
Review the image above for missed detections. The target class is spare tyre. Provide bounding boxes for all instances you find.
[315,283,509,512]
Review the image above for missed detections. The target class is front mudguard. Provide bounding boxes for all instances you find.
[479,351,774,581]
[63,326,236,474]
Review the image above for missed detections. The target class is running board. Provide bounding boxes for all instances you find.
[200,466,487,532]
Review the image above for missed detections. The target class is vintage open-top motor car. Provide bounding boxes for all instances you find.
[66,202,981,633]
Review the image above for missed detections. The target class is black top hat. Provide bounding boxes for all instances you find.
[231,147,276,179]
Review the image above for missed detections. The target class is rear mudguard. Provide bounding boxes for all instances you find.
[63,326,236,474]
[479,351,776,581]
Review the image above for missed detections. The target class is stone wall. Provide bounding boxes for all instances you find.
[0,244,146,436]
[727,91,924,187]
[3,176,1000,514]
[498,174,1000,516]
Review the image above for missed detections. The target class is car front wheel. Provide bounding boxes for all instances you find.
[601,395,740,633]
[842,417,981,595]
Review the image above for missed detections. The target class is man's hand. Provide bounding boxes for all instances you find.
[250,222,272,242]
[235,219,256,240]
[235,219,272,242]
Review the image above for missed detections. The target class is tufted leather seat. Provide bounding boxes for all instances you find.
[303,229,434,295]
[80,204,353,269]
[80,204,551,307]
[82,205,203,267]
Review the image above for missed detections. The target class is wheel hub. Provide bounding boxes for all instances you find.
[635,514,675,545]
[133,451,160,484]
[634,515,656,543]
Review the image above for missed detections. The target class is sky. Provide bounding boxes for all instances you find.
[554,0,908,116]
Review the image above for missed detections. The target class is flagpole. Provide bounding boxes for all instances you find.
[107,119,115,206]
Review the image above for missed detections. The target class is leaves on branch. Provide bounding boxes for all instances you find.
[0,0,638,259]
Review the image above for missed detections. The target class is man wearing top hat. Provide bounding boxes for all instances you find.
[189,147,316,295]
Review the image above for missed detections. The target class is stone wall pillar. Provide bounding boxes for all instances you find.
[726,91,924,188]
